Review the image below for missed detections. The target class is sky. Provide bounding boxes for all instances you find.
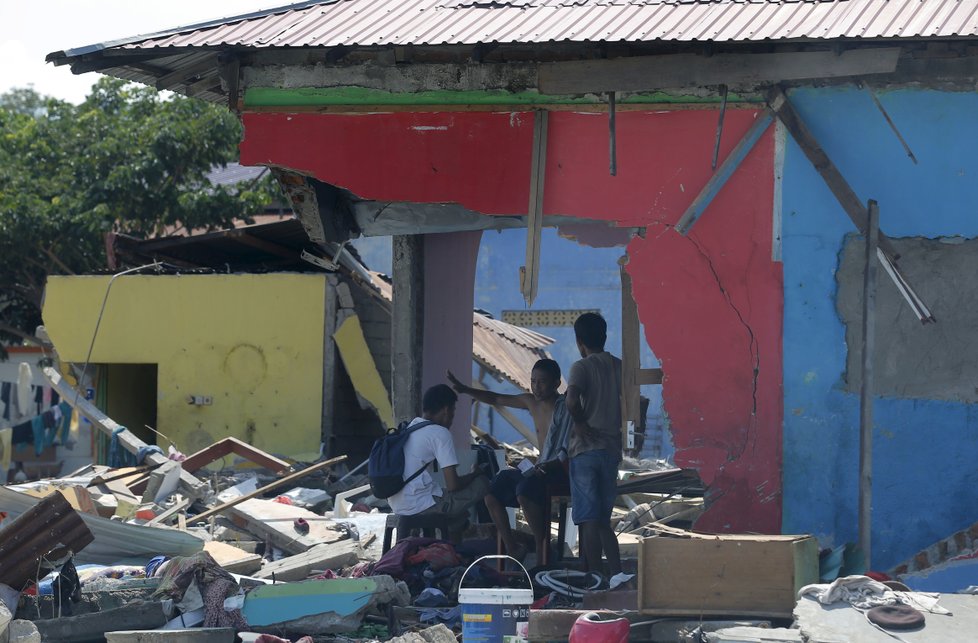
[0,1,276,103]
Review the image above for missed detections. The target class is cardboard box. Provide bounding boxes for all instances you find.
[638,533,818,617]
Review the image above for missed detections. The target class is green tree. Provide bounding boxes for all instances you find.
[0,78,276,345]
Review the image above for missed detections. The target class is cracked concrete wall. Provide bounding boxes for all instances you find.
[837,235,978,403]
[240,107,784,533]
[782,86,978,570]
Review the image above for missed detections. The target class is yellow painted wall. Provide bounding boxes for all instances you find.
[43,274,326,459]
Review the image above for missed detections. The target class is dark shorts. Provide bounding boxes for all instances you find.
[569,449,619,524]
[488,467,564,508]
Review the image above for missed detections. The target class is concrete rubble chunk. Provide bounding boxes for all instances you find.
[104,629,235,643]
[242,575,410,635]
[6,621,40,643]
[253,539,361,582]
[385,623,457,643]
[0,600,12,643]
[706,626,804,642]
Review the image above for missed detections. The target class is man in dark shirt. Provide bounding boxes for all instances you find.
[566,312,623,579]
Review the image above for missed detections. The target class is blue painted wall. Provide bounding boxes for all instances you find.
[781,86,978,569]
[353,228,670,458]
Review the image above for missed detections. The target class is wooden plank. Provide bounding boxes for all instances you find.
[146,495,191,526]
[520,110,548,307]
[392,235,425,424]
[322,275,340,452]
[491,404,537,448]
[467,379,538,447]
[538,48,902,94]
[765,86,898,260]
[767,85,934,323]
[252,540,360,582]
[180,436,291,475]
[619,255,640,450]
[43,367,208,498]
[244,101,762,114]
[636,368,664,386]
[859,200,879,568]
[190,455,346,524]
[675,111,775,235]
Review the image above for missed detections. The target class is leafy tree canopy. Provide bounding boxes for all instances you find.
[0,78,276,346]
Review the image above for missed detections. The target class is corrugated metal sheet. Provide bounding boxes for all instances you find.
[0,486,205,566]
[472,312,560,392]
[102,0,978,52]
[0,491,94,590]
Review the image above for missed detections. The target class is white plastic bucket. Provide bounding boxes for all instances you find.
[458,555,534,643]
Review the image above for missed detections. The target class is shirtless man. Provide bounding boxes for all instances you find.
[447,360,559,448]
[447,360,564,559]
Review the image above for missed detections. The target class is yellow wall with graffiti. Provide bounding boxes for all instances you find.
[43,274,325,459]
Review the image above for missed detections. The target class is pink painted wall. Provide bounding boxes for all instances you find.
[423,230,482,451]
[241,108,783,533]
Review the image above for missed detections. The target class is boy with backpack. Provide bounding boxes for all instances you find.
[370,384,489,542]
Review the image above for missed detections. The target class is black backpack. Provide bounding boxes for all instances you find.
[367,420,434,499]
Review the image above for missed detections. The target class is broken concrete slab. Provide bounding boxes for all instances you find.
[6,621,40,643]
[104,629,234,643]
[794,593,978,642]
[242,575,409,635]
[706,626,803,642]
[33,600,167,643]
[226,497,346,555]
[203,540,263,576]
[139,461,182,505]
[385,623,457,643]
[253,539,360,582]
[1,601,11,643]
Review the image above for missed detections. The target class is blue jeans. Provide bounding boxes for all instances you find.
[569,449,619,524]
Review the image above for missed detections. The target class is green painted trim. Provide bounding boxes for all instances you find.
[243,86,758,107]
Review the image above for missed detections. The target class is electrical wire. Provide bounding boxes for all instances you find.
[534,569,603,600]
[73,261,161,408]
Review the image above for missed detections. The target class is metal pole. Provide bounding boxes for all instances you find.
[859,199,879,566]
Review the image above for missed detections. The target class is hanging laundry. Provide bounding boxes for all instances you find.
[51,390,60,406]
[10,421,32,447]
[0,428,10,474]
[42,386,52,410]
[16,363,32,414]
[31,415,45,456]
[57,402,72,444]
[1,382,10,421]
[33,385,44,415]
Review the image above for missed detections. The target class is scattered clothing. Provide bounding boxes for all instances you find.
[419,604,461,627]
[407,543,461,572]
[798,575,950,615]
[414,587,450,608]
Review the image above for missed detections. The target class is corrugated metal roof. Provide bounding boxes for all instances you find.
[86,0,978,52]
[472,313,561,392]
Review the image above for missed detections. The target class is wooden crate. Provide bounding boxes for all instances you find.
[638,533,819,617]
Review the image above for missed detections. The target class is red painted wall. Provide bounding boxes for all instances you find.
[241,109,783,533]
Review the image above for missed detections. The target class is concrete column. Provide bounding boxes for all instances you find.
[423,231,482,451]
[392,235,425,425]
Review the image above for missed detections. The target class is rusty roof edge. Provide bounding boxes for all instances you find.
[46,0,339,65]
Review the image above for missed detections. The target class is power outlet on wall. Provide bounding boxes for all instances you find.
[188,395,213,406]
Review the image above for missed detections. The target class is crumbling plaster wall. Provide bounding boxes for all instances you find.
[42,274,326,459]
[781,86,978,570]
[240,108,783,533]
